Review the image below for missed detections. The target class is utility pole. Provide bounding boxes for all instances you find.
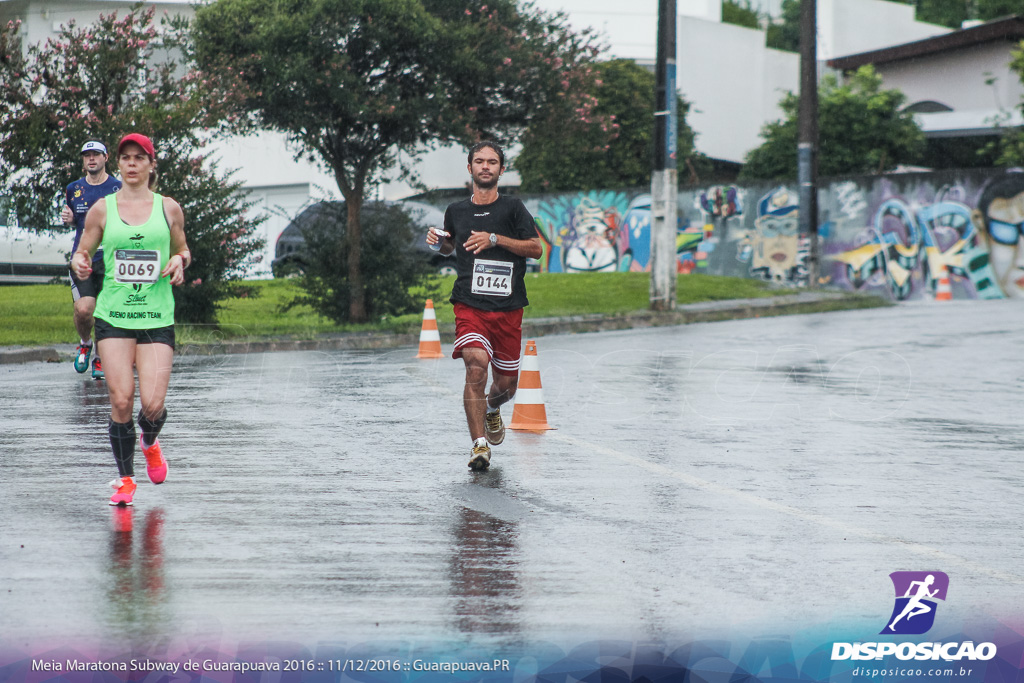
[650,0,677,311]
[798,0,819,288]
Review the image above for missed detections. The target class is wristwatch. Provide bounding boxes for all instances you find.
[489,233,498,247]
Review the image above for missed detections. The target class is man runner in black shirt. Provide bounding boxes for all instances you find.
[426,141,542,470]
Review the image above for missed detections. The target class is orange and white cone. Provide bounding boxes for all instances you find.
[508,339,555,432]
[935,270,952,301]
[415,299,444,358]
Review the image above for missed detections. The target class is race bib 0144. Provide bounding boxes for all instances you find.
[471,258,513,297]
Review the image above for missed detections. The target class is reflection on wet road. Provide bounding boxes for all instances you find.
[104,507,168,641]
[2,300,1023,650]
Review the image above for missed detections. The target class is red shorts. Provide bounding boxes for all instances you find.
[452,302,523,376]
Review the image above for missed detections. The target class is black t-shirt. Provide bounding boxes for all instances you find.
[444,195,539,312]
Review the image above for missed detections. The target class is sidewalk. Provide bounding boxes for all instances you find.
[2,290,888,364]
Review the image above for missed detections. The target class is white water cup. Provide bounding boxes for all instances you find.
[428,227,450,251]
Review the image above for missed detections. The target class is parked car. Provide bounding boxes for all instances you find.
[0,204,69,284]
[271,200,456,277]
[0,194,70,284]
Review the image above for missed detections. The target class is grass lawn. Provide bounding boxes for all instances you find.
[1,272,789,347]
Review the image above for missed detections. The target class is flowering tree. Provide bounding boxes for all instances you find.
[192,0,601,322]
[0,8,263,324]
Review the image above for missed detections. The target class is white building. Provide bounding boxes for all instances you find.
[827,15,1024,140]
[0,0,959,277]
[533,0,950,163]
[675,0,949,164]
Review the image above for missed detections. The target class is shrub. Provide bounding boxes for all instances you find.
[287,202,442,324]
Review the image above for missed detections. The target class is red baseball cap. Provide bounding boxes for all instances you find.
[117,133,155,159]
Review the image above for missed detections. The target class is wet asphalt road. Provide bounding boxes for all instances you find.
[1,301,1023,652]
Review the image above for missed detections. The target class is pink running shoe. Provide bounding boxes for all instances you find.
[141,437,167,484]
[111,506,134,532]
[109,476,137,506]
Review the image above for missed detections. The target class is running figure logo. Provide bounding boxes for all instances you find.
[881,571,949,635]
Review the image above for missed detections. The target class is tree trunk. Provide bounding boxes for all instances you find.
[346,192,366,322]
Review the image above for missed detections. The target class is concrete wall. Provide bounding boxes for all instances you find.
[817,170,1021,301]
[415,169,1024,303]
[678,17,799,163]
[678,0,950,164]
[878,43,1020,112]
[817,0,947,60]
[871,41,1024,138]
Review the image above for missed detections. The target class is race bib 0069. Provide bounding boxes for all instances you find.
[114,249,160,284]
[471,258,513,297]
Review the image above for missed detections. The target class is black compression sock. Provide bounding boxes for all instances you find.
[137,408,167,446]
[109,419,136,477]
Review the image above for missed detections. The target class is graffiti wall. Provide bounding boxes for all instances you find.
[507,168,1024,300]
[819,172,1017,301]
[410,170,1024,299]
[522,183,810,285]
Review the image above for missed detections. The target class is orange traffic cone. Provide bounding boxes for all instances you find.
[415,299,444,358]
[508,339,555,432]
[935,270,952,301]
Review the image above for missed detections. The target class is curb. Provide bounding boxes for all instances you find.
[8,291,889,363]
[177,332,422,357]
[520,291,886,336]
[0,347,60,365]
[177,290,887,357]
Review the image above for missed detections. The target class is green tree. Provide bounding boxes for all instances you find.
[0,8,264,324]
[741,65,925,180]
[986,42,1024,166]
[192,0,600,323]
[765,0,800,52]
[516,59,699,191]
[976,0,1024,20]
[285,203,441,324]
[910,0,967,27]
[722,0,762,29]
[893,0,1018,27]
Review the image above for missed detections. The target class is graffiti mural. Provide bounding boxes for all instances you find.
[532,190,703,273]
[533,191,631,273]
[475,168,1024,302]
[684,186,740,274]
[827,175,1014,301]
[973,173,1024,298]
[618,194,652,272]
[726,186,809,285]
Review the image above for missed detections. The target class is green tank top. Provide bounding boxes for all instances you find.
[95,193,176,329]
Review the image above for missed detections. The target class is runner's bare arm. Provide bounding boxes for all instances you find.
[161,197,189,286]
[71,202,108,280]
[466,231,542,258]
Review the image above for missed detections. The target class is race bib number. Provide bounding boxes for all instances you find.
[114,249,160,284]
[471,259,513,297]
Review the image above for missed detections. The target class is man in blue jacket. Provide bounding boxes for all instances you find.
[63,140,122,379]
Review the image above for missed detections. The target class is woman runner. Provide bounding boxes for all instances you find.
[71,133,190,506]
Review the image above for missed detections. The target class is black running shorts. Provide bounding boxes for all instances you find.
[94,319,175,350]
